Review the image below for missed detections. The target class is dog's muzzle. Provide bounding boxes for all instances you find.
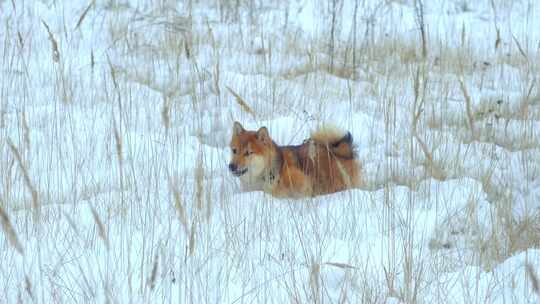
[229,163,247,177]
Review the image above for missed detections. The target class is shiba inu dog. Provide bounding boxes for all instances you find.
[228,121,361,198]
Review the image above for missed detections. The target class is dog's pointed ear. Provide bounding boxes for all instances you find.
[256,127,270,143]
[233,121,245,135]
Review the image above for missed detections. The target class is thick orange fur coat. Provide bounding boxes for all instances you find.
[228,122,361,198]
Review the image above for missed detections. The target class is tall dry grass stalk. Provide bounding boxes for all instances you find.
[414,0,427,59]
[335,159,352,188]
[188,220,196,257]
[24,275,34,300]
[21,111,30,148]
[458,77,478,139]
[526,263,539,295]
[7,139,40,221]
[213,58,221,97]
[90,207,110,250]
[411,70,446,180]
[309,261,321,304]
[512,34,528,60]
[41,20,60,62]
[74,0,94,31]
[113,120,123,165]
[226,86,255,118]
[328,0,338,73]
[0,202,24,255]
[148,254,158,290]
[351,0,359,68]
[195,153,204,211]
[112,119,125,202]
[161,94,170,130]
[169,177,189,236]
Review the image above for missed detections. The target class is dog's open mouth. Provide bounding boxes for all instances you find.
[232,168,248,177]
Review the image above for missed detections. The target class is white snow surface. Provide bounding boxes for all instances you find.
[1,0,540,303]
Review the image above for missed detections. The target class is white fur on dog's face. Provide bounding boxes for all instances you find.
[240,155,266,184]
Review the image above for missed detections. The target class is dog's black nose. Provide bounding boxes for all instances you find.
[228,163,237,172]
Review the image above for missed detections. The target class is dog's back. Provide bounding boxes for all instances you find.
[281,126,360,196]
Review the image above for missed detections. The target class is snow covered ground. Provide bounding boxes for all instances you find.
[1,0,540,302]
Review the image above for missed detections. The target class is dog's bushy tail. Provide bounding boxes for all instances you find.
[311,126,356,159]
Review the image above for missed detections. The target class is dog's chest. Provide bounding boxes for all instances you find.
[239,175,263,190]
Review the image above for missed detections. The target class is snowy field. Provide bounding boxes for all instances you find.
[1,0,540,302]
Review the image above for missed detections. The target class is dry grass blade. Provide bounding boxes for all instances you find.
[214,58,221,96]
[414,0,427,58]
[184,40,191,59]
[25,275,34,300]
[169,178,189,236]
[335,159,352,188]
[90,207,109,250]
[161,95,170,130]
[74,0,94,30]
[309,262,321,304]
[113,121,123,165]
[0,203,24,255]
[7,139,40,220]
[323,262,358,270]
[22,111,30,148]
[90,50,95,70]
[188,220,196,257]
[526,263,539,295]
[148,254,158,290]
[412,70,446,180]
[17,31,24,49]
[106,54,119,91]
[195,153,204,211]
[41,20,60,62]
[495,27,501,49]
[226,86,256,118]
[512,34,528,60]
[489,0,501,49]
[458,77,477,139]
[62,211,80,236]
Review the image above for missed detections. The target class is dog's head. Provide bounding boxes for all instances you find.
[229,121,273,180]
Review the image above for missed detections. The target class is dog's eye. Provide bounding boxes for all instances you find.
[244,151,252,156]
[232,148,237,154]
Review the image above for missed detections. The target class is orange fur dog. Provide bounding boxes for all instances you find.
[228,122,361,198]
